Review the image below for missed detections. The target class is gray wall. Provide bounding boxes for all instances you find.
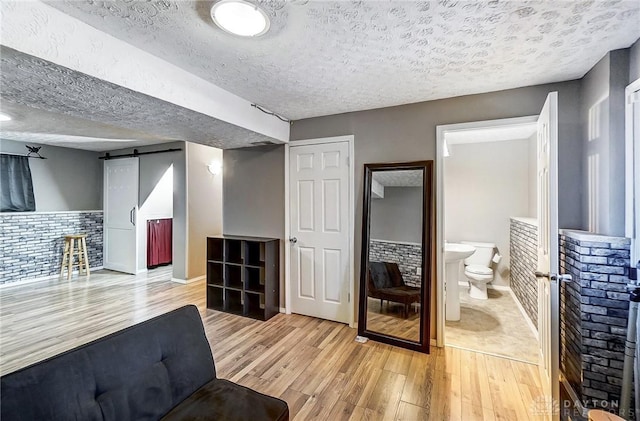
[630,38,640,83]
[0,139,102,211]
[223,80,583,334]
[580,50,629,237]
[186,142,223,279]
[370,187,422,244]
[107,142,187,280]
[223,145,285,303]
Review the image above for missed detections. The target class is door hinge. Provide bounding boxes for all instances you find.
[348,293,350,302]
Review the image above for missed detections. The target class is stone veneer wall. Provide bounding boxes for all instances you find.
[510,218,539,328]
[369,239,421,287]
[559,230,631,409]
[0,211,103,284]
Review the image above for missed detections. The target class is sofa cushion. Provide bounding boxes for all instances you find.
[1,305,215,421]
[376,286,421,304]
[161,379,289,421]
[369,261,393,289]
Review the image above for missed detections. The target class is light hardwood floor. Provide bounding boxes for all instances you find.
[0,267,543,420]
[366,297,420,342]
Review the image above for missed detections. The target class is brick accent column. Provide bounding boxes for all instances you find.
[0,211,103,284]
[559,230,631,409]
[510,217,538,328]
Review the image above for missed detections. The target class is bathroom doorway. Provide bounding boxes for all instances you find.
[436,116,540,363]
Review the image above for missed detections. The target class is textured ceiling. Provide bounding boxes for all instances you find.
[0,46,282,150]
[373,170,423,187]
[0,102,171,151]
[47,0,640,120]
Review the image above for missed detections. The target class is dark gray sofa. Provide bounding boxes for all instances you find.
[0,305,289,421]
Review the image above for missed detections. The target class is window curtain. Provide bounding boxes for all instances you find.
[0,155,35,212]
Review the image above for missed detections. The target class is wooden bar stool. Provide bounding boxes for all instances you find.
[60,234,90,280]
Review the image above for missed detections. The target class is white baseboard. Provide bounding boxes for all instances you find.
[171,275,205,284]
[279,307,286,313]
[508,288,539,340]
[0,266,104,288]
[430,339,438,347]
[136,268,148,274]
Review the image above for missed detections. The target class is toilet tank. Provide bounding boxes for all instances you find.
[461,241,495,266]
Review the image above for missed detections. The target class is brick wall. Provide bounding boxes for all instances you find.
[510,218,538,328]
[0,211,103,284]
[369,239,421,287]
[559,230,631,409]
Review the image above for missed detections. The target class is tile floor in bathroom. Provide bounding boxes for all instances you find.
[445,286,539,363]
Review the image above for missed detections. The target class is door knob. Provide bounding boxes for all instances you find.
[535,272,572,283]
[289,237,298,244]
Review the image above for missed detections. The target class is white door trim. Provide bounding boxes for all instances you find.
[284,135,356,328]
[625,78,640,266]
[435,116,538,347]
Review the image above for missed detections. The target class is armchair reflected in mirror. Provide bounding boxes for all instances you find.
[358,161,433,353]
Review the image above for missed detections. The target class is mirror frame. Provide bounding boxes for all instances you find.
[357,161,434,353]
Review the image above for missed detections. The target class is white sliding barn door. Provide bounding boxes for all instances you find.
[103,158,138,274]
[289,141,351,324]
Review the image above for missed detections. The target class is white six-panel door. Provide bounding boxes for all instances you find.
[289,141,351,324]
[104,157,138,274]
[537,91,560,419]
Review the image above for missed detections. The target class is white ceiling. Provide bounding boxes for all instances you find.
[0,46,281,151]
[0,102,171,152]
[46,0,640,120]
[373,170,423,187]
[1,1,639,151]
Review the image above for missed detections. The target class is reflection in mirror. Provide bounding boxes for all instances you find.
[367,169,423,342]
[359,162,433,353]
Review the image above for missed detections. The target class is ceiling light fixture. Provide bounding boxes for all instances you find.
[0,112,12,122]
[211,0,270,37]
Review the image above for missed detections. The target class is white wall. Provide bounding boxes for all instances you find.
[186,142,223,279]
[137,165,173,272]
[444,139,534,287]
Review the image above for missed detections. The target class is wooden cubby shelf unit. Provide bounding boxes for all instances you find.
[206,236,280,321]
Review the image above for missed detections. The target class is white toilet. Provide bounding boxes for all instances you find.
[461,241,496,300]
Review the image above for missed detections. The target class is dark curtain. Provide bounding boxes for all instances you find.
[0,155,35,212]
[147,218,172,268]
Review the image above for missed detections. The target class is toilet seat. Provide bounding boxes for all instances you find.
[465,265,493,276]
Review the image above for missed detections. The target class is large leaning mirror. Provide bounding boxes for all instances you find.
[358,161,433,353]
